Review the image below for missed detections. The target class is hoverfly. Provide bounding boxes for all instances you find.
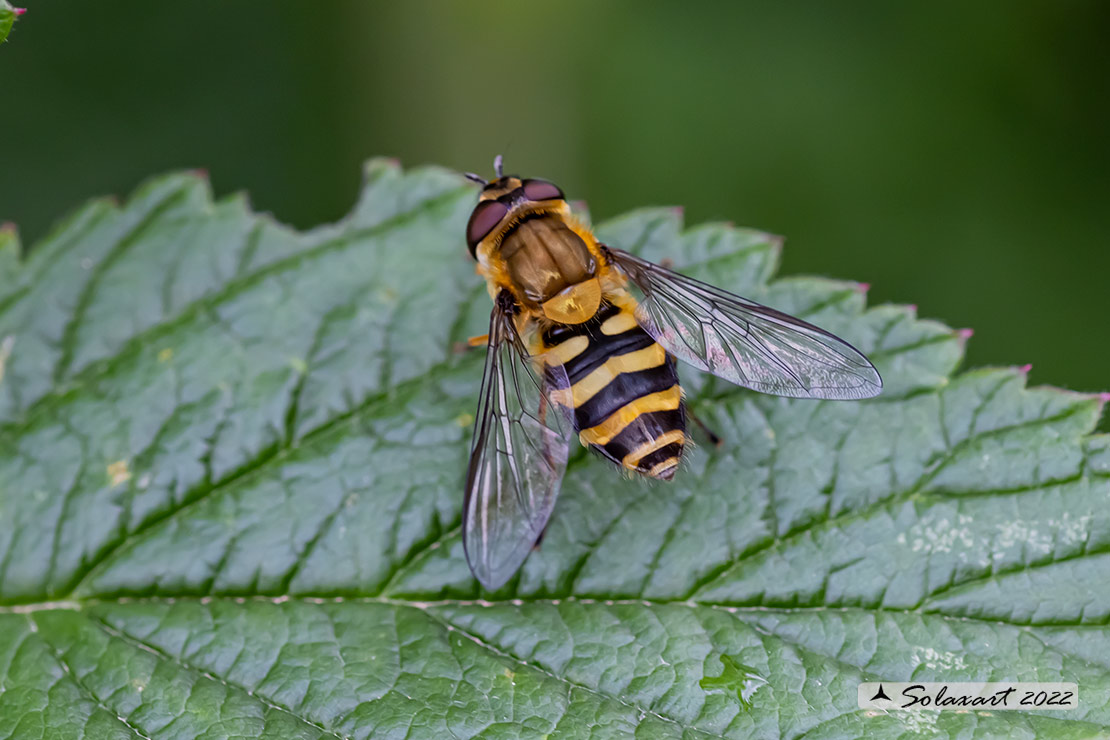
[461,156,881,590]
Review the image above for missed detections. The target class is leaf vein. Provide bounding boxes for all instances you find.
[0,184,472,438]
[88,613,348,740]
[691,402,1096,599]
[422,606,725,738]
[52,184,193,385]
[29,614,155,740]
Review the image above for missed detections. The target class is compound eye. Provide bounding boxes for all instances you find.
[466,200,510,254]
[522,179,564,202]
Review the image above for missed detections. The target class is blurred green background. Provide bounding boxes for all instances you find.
[2,1,1108,393]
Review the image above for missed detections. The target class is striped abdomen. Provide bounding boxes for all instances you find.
[542,300,686,480]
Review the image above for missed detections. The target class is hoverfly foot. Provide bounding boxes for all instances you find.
[453,336,489,355]
[688,407,723,448]
[533,526,548,550]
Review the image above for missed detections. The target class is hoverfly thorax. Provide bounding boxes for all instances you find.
[466,169,603,325]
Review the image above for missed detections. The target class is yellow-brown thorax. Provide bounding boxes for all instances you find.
[464,167,686,481]
[466,176,607,325]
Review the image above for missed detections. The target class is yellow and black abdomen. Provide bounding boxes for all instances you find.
[542,301,686,480]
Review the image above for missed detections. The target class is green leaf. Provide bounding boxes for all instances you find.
[0,2,24,44]
[0,160,1106,739]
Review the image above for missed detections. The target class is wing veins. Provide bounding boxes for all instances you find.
[462,295,572,590]
[608,247,882,400]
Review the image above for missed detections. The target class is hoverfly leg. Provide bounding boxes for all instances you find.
[687,406,723,447]
[450,337,486,357]
[533,524,548,550]
[453,334,490,355]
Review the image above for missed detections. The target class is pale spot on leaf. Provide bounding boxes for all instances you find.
[107,460,131,487]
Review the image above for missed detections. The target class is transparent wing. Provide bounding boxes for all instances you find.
[463,294,572,591]
[607,247,882,400]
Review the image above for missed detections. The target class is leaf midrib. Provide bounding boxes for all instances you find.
[48,345,1096,614]
[6,594,1110,627]
[12,596,1107,740]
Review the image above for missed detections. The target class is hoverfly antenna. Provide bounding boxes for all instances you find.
[464,172,488,186]
[493,154,504,179]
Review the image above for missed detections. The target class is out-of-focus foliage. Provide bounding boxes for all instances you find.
[1,1,1107,393]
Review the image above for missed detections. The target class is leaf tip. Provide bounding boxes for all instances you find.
[855,282,871,294]
[757,231,786,257]
[1098,392,1110,403]
[360,157,405,187]
[956,327,974,341]
[13,6,25,15]
[1018,363,1032,374]
[187,167,209,181]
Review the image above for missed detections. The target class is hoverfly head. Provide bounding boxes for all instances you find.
[464,156,569,258]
